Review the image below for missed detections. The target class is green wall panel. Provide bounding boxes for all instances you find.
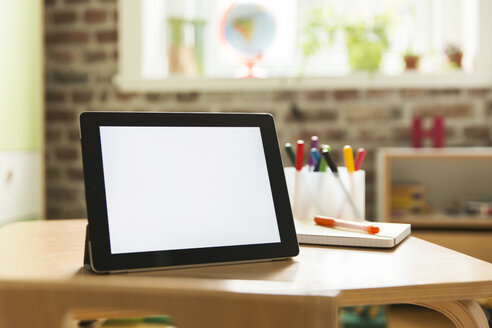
[0,0,42,150]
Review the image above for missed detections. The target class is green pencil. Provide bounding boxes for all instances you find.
[319,145,331,172]
[284,143,296,166]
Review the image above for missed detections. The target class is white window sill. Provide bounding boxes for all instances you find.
[114,72,492,93]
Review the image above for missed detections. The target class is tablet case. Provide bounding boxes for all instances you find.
[84,225,92,270]
[80,112,299,273]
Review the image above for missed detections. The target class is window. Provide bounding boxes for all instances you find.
[115,0,492,91]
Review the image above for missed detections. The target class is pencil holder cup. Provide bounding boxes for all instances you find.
[284,167,365,222]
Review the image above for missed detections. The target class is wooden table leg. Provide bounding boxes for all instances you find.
[411,300,489,328]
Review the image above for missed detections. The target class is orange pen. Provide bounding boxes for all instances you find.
[314,215,380,234]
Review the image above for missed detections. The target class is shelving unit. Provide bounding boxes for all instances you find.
[377,148,492,262]
[377,147,492,228]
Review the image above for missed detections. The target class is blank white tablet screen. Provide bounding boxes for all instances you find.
[100,126,281,254]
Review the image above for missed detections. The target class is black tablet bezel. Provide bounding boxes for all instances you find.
[80,112,299,273]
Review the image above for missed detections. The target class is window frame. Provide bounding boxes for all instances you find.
[115,0,492,92]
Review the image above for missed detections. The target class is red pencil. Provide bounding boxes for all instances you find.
[295,140,304,171]
[354,148,366,171]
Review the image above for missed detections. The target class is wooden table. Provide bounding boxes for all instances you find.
[0,219,491,328]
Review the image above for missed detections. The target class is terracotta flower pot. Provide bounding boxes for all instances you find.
[447,52,463,68]
[404,55,419,70]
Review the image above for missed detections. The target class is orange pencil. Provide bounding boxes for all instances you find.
[314,215,380,234]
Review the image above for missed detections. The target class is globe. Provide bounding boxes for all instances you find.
[222,2,276,63]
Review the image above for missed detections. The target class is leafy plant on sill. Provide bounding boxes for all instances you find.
[300,6,392,74]
[444,43,463,68]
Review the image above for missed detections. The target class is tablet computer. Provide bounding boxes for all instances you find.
[80,112,299,273]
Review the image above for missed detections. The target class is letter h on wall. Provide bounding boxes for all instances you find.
[412,116,444,148]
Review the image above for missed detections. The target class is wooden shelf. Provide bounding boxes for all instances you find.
[377,147,492,230]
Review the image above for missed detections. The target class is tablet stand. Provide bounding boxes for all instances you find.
[83,225,92,270]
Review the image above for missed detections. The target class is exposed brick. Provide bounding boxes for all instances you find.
[46,207,64,220]
[365,170,375,185]
[56,147,79,161]
[47,187,78,202]
[115,92,137,102]
[347,106,402,122]
[85,9,107,23]
[430,89,461,96]
[203,92,237,103]
[286,108,337,122]
[45,129,62,142]
[468,89,490,97]
[124,108,148,112]
[72,90,93,103]
[273,91,296,102]
[46,168,61,180]
[464,125,490,139]
[445,127,457,139]
[52,71,88,84]
[96,29,117,43]
[305,90,328,101]
[46,31,89,44]
[320,128,347,141]
[65,0,89,4]
[46,108,77,122]
[99,90,109,102]
[146,93,173,102]
[65,208,87,219]
[365,189,375,205]
[365,89,394,98]
[84,50,106,63]
[240,92,271,103]
[68,129,81,141]
[53,10,77,24]
[358,129,390,141]
[334,89,359,101]
[298,129,324,142]
[95,72,113,84]
[413,103,473,118]
[46,91,66,103]
[47,50,74,64]
[392,127,411,141]
[400,89,431,98]
[361,150,375,166]
[67,167,84,181]
[219,107,276,115]
[486,101,492,116]
[177,92,200,102]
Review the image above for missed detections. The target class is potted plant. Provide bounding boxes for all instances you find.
[299,6,337,74]
[343,14,390,73]
[444,44,463,68]
[403,50,420,70]
[300,7,391,74]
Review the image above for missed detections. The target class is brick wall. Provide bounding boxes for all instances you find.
[45,0,492,219]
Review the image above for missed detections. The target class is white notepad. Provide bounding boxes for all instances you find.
[295,220,411,248]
